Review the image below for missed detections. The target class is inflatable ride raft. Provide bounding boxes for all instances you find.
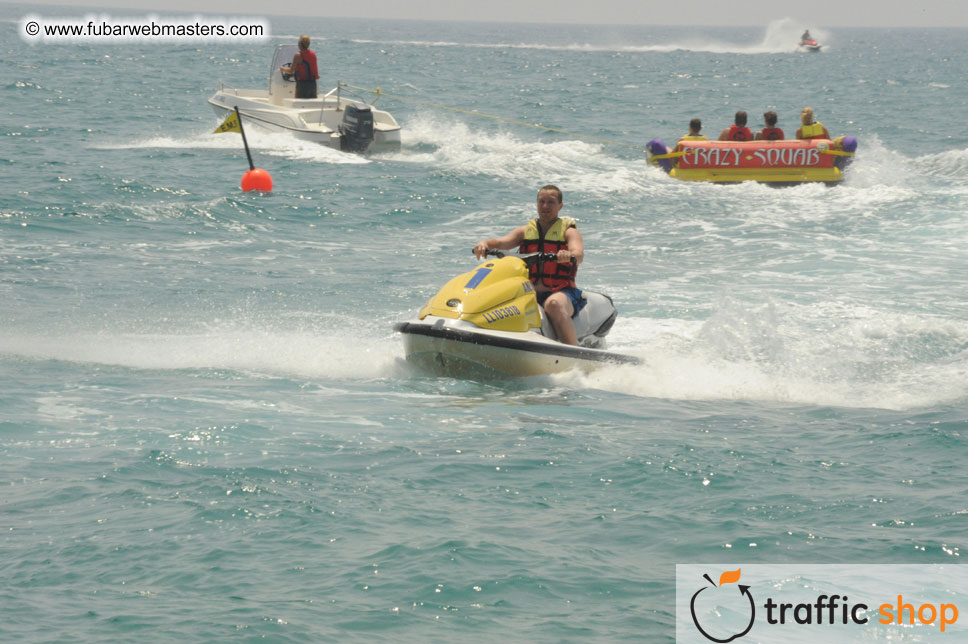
[647,137,857,185]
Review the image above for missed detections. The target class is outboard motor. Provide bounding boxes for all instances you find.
[339,104,375,153]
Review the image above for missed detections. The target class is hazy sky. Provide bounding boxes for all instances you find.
[10,0,968,28]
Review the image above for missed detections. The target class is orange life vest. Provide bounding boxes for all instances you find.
[519,216,578,291]
[760,127,784,140]
[728,125,753,141]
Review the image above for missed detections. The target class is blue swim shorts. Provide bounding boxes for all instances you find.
[537,287,586,316]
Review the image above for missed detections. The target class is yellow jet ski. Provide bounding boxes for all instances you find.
[394,251,640,377]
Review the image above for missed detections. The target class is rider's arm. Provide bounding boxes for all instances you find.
[281,53,301,74]
[560,226,583,266]
[473,226,526,259]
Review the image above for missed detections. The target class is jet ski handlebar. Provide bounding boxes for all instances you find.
[481,249,575,264]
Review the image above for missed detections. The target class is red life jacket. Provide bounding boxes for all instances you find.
[728,125,753,141]
[760,127,784,140]
[519,217,577,291]
[295,48,319,81]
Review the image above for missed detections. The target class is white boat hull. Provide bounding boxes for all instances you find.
[209,89,401,150]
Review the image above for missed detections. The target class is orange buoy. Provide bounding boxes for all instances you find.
[241,168,273,192]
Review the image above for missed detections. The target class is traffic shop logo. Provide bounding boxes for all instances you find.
[683,565,962,641]
[690,569,755,643]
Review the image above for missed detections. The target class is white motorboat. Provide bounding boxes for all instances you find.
[208,45,401,152]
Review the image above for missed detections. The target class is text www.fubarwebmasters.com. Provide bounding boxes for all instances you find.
[21,14,270,43]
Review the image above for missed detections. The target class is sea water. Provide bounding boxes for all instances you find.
[1,8,966,642]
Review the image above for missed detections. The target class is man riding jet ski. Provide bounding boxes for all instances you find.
[474,184,584,345]
[394,185,639,377]
[799,29,822,51]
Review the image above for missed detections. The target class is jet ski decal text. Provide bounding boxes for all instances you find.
[483,305,521,324]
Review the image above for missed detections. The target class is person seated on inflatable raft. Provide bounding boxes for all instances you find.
[796,106,830,140]
[676,118,708,150]
[719,111,754,142]
[473,185,585,346]
[755,111,785,140]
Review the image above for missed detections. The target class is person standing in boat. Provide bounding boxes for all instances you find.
[473,185,585,346]
[796,106,830,140]
[280,35,319,99]
[755,111,785,140]
[719,111,753,141]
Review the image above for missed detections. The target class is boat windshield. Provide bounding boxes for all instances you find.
[270,45,299,79]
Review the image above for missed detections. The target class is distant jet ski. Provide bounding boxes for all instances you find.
[799,36,822,52]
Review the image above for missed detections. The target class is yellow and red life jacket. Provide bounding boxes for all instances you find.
[519,216,578,291]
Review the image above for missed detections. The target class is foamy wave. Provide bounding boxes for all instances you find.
[95,129,369,165]
[609,19,831,54]
[558,303,968,411]
[838,135,968,192]
[0,328,398,380]
[380,114,647,196]
[352,19,827,55]
[915,147,968,181]
[351,38,642,53]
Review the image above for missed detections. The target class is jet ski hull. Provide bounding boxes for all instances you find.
[395,318,639,378]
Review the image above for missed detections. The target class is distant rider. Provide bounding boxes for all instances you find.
[473,185,585,346]
[280,35,319,99]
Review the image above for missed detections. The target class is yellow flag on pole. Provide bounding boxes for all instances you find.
[213,111,241,134]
